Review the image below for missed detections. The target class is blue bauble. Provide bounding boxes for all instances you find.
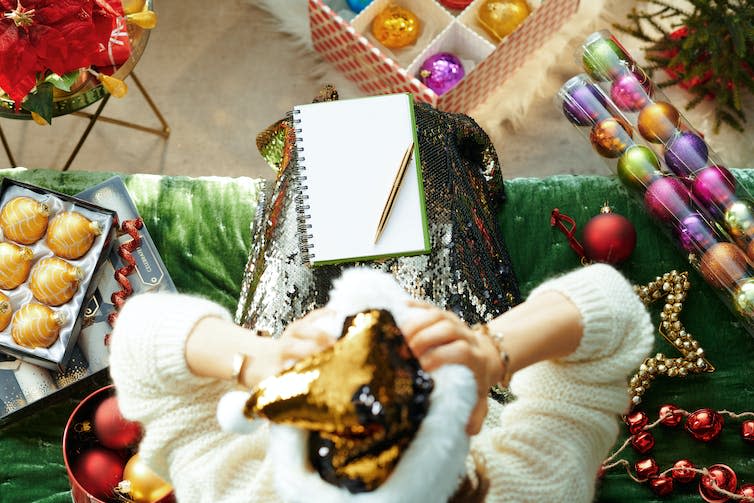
[346,0,373,13]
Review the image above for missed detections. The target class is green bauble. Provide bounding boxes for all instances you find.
[582,35,631,80]
[734,278,754,318]
[724,200,754,239]
[617,145,661,191]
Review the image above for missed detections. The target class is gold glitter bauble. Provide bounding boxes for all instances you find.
[371,5,420,49]
[0,241,34,290]
[699,242,749,289]
[120,454,173,503]
[637,101,681,143]
[46,211,101,259]
[733,278,754,318]
[29,257,83,306]
[0,292,11,331]
[477,0,531,42]
[589,116,634,158]
[11,303,65,349]
[245,309,432,492]
[0,196,49,244]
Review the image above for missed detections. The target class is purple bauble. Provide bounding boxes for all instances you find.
[675,212,718,253]
[418,52,465,96]
[645,177,692,223]
[664,132,709,176]
[611,67,653,112]
[692,165,736,216]
[561,76,610,126]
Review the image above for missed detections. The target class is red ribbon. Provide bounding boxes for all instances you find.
[550,208,586,260]
[107,217,143,328]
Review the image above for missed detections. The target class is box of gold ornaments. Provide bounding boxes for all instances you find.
[0,177,176,427]
[309,0,578,112]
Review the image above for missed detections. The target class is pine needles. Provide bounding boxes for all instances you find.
[615,0,754,133]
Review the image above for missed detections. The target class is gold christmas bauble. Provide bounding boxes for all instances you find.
[0,196,49,244]
[637,101,680,143]
[120,454,173,503]
[371,5,420,49]
[477,0,531,42]
[0,292,12,331]
[11,303,65,349]
[121,0,146,14]
[589,116,633,158]
[46,211,101,260]
[29,257,83,306]
[734,278,754,318]
[699,242,749,290]
[0,241,34,290]
[724,200,754,240]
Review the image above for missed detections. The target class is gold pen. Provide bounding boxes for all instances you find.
[374,141,415,244]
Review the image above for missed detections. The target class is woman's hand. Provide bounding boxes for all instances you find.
[187,309,335,390]
[401,301,504,435]
[245,309,335,386]
[277,308,336,365]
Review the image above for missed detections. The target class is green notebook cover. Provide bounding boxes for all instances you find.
[293,93,430,267]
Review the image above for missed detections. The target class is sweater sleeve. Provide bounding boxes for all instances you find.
[109,293,280,503]
[472,264,654,502]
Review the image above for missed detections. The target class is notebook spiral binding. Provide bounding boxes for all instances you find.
[289,109,316,265]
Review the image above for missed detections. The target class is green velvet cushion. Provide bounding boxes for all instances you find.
[2,167,753,502]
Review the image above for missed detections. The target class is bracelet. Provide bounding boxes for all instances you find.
[472,323,512,388]
[230,353,251,387]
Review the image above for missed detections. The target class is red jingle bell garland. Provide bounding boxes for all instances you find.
[602,404,754,501]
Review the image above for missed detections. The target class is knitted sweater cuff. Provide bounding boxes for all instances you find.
[527,263,638,363]
[110,293,232,396]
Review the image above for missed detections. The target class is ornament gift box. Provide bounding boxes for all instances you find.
[0,178,117,371]
[309,0,579,112]
[0,176,176,427]
[64,385,176,503]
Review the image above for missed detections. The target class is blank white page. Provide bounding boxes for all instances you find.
[295,93,428,266]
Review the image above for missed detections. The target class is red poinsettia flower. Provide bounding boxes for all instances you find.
[0,0,101,105]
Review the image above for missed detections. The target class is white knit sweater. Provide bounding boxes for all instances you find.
[109,264,653,502]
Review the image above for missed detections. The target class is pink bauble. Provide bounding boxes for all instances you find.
[692,165,736,215]
[645,177,692,223]
[610,67,653,111]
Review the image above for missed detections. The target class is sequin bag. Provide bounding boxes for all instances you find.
[235,86,520,335]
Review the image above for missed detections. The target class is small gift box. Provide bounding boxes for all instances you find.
[309,0,579,112]
[0,178,116,371]
[91,16,133,69]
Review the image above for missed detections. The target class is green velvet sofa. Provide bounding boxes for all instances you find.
[1,167,753,503]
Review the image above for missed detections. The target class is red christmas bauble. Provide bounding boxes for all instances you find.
[685,408,724,442]
[94,396,143,450]
[626,410,649,434]
[659,404,684,427]
[671,459,696,484]
[742,419,754,443]
[631,430,655,454]
[738,483,754,502]
[635,457,659,480]
[649,475,674,496]
[582,209,636,264]
[699,464,737,503]
[72,448,125,500]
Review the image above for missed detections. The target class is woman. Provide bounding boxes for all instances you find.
[110,262,653,502]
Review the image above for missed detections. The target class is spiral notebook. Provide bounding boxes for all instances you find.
[294,93,430,266]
